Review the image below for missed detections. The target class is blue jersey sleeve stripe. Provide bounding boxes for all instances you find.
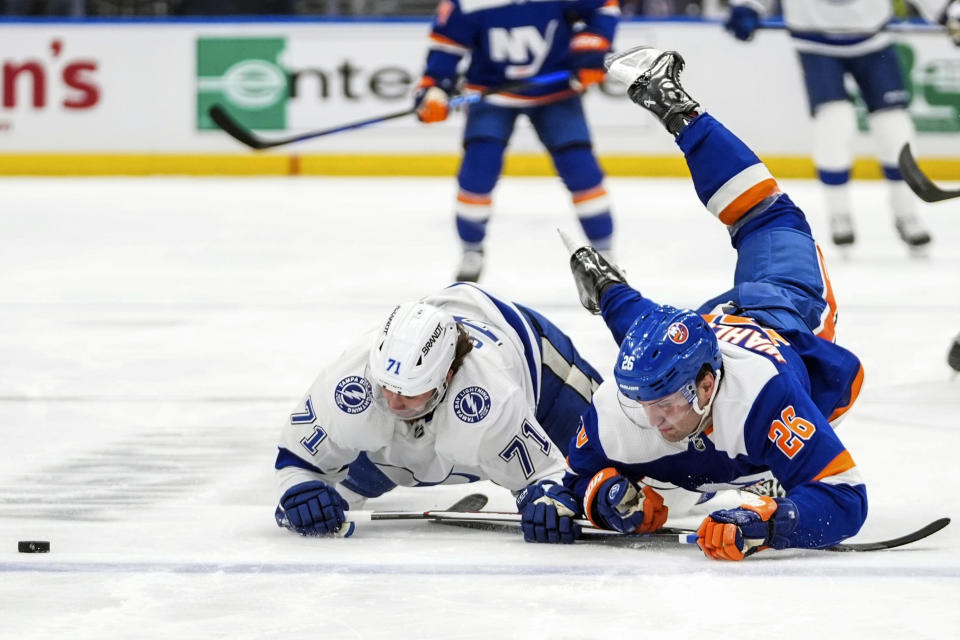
[274,447,325,474]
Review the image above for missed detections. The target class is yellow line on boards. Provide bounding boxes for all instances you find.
[0,153,957,180]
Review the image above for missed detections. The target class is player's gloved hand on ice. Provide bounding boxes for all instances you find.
[517,480,581,544]
[725,5,761,41]
[569,32,610,90]
[275,480,350,536]
[944,0,960,46]
[414,77,454,123]
[697,495,798,561]
[583,468,668,534]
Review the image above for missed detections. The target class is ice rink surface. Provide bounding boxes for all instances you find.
[1,174,959,639]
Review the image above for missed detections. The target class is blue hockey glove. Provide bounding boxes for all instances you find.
[697,495,798,561]
[275,480,349,536]
[583,467,668,534]
[517,480,581,544]
[725,5,760,41]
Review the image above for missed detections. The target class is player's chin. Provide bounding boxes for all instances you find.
[658,427,686,443]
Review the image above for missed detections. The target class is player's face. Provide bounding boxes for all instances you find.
[380,387,439,420]
[639,391,701,442]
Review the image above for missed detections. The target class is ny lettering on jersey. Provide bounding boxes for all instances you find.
[488,20,558,78]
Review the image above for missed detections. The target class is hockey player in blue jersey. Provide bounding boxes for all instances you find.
[413,0,621,282]
[725,0,960,249]
[549,46,868,560]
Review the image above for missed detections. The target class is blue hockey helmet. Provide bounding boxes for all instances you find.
[614,305,721,403]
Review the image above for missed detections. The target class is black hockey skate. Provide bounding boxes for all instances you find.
[894,213,932,248]
[830,212,856,246]
[604,46,700,136]
[559,230,627,314]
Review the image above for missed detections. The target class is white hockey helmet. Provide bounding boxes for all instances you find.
[367,301,459,419]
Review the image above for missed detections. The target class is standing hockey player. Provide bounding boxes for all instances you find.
[555,46,868,560]
[414,0,621,281]
[273,283,603,543]
[725,0,960,248]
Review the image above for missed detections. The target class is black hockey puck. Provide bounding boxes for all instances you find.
[18,540,50,553]
[949,334,960,373]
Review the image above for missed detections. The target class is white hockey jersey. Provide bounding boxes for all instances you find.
[734,0,950,56]
[275,284,569,502]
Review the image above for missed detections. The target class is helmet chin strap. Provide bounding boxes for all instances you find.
[687,367,722,441]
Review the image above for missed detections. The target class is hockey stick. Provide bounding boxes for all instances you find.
[754,19,946,34]
[333,492,488,537]
[898,143,960,202]
[209,70,572,151]
[430,511,951,552]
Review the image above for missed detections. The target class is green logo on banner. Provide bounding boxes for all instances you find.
[197,37,288,130]
[854,44,960,133]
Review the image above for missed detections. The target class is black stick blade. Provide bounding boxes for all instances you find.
[208,104,273,150]
[899,144,960,203]
[825,517,951,552]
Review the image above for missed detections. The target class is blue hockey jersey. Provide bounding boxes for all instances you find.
[565,313,867,549]
[421,0,620,105]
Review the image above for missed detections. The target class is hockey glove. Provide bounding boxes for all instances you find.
[275,480,349,536]
[697,495,798,561]
[414,77,454,123]
[568,245,627,314]
[570,32,611,90]
[725,5,760,42]
[583,467,668,534]
[945,0,960,46]
[517,480,581,544]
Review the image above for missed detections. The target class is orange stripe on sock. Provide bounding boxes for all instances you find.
[718,178,780,225]
[571,33,611,51]
[812,449,857,482]
[572,185,607,204]
[457,191,492,205]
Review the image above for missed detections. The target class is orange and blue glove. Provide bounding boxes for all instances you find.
[697,495,798,561]
[414,77,455,123]
[583,467,668,534]
[569,32,610,90]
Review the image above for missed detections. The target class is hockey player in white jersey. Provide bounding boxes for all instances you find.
[725,0,959,248]
[273,283,603,543]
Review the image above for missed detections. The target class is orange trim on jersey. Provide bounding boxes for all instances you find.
[828,364,864,423]
[576,425,589,448]
[717,179,780,225]
[583,467,619,529]
[815,244,839,343]
[603,0,619,8]
[416,76,436,89]
[457,191,492,205]
[570,33,611,51]
[812,449,857,482]
[572,185,607,204]
[429,32,469,51]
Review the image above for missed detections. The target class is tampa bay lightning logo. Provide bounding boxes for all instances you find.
[454,386,491,423]
[334,376,372,414]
